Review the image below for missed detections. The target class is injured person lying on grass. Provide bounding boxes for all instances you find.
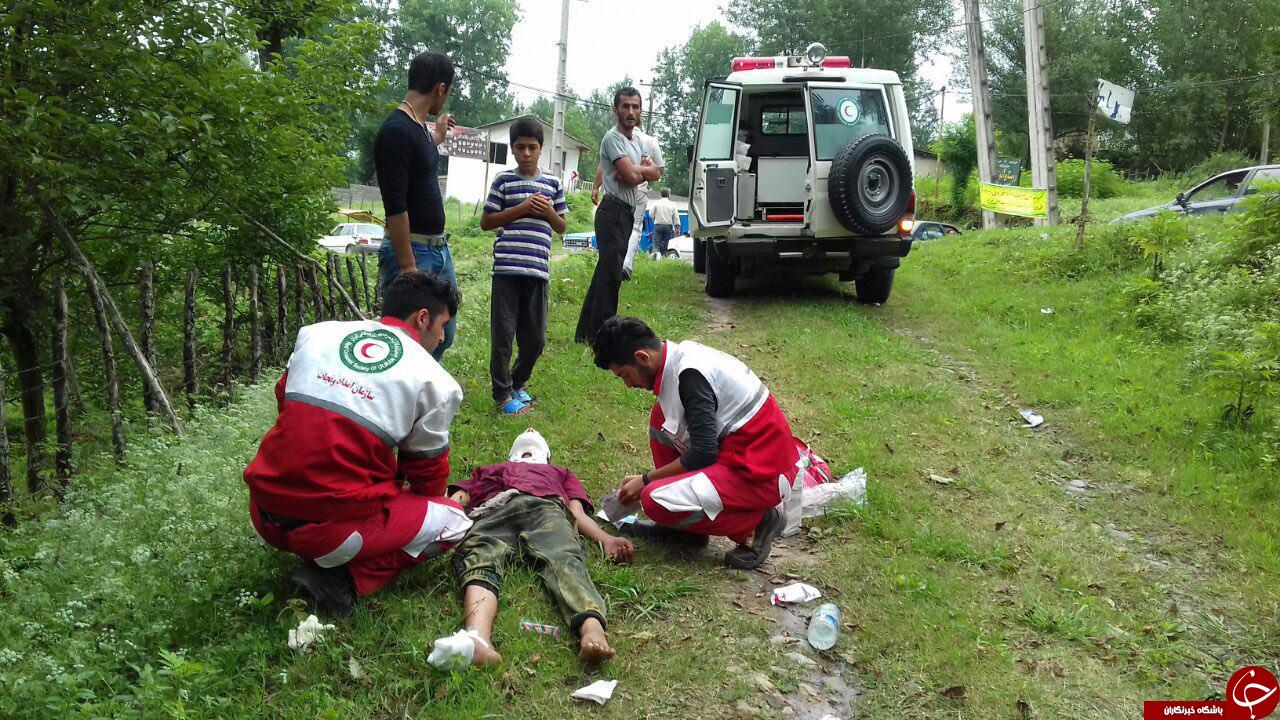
[431,429,635,668]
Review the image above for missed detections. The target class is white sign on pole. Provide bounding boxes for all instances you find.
[1096,78,1135,124]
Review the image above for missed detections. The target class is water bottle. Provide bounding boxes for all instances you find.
[807,603,841,650]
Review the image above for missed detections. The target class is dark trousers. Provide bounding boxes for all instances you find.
[575,194,633,343]
[653,225,676,254]
[490,275,548,403]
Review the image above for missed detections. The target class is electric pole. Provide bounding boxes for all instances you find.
[1262,118,1271,165]
[1024,0,1059,225]
[934,86,946,202]
[550,0,570,181]
[638,81,656,130]
[963,0,1001,229]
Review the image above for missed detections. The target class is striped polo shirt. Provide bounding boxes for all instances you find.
[483,170,567,280]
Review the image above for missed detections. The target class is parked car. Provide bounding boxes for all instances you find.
[318,221,384,254]
[688,42,916,303]
[1112,165,1280,223]
[909,221,961,240]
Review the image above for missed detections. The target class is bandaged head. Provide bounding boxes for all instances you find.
[508,428,550,464]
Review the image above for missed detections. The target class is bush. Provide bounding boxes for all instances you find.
[565,189,595,233]
[1055,158,1123,198]
[1186,151,1256,182]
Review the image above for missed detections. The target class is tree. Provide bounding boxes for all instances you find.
[933,115,977,216]
[650,22,754,195]
[349,0,519,183]
[728,0,957,150]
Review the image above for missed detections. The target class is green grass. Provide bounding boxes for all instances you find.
[2,212,1277,717]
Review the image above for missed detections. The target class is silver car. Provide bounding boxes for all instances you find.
[1113,165,1280,223]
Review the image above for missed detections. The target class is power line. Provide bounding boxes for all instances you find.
[455,63,701,124]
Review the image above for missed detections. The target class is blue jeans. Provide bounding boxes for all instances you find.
[378,240,457,361]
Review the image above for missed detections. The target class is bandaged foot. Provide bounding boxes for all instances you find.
[426,629,501,670]
[576,618,615,664]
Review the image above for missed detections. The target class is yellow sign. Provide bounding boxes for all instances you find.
[980,182,1047,218]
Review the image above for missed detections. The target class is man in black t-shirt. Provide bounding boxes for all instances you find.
[374,52,459,360]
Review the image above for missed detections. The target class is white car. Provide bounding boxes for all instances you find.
[688,43,916,303]
[318,222,384,254]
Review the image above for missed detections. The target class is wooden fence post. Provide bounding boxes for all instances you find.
[85,266,125,460]
[0,355,11,508]
[183,267,198,407]
[220,264,235,398]
[345,256,361,320]
[324,253,337,319]
[306,264,323,323]
[292,265,305,330]
[358,253,371,313]
[52,278,73,486]
[277,265,289,363]
[373,268,383,317]
[139,260,158,414]
[262,266,276,366]
[248,264,261,382]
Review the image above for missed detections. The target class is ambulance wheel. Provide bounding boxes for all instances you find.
[693,238,707,274]
[855,266,895,304]
[704,240,736,298]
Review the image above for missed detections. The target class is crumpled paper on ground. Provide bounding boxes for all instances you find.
[801,468,867,518]
[571,679,619,705]
[597,490,641,527]
[287,615,335,652]
[427,629,487,671]
[1019,409,1045,428]
[771,582,823,606]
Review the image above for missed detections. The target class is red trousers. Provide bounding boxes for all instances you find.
[640,396,799,544]
[251,492,472,596]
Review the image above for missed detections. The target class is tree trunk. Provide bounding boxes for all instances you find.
[276,266,289,362]
[345,257,361,321]
[358,253,371,313]
[52,277,73,486]
[306,264,323,324]
[3,308,48,493]
[262,266,276,366]
[248,264,261,382]
[183,267,198,406]
[292,265,305,334]
[138,260,158,414]
[0,354,12,508]
[64,351,88,416]
[84,263,125,460]
[220,264,235,398]
[38,196,184,434]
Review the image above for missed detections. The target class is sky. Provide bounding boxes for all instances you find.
[501,0,972,125]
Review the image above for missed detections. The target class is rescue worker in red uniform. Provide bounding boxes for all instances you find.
[245,271,474,616]
[591,316,802,568]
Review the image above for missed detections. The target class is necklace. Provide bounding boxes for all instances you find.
[398,100,421,125]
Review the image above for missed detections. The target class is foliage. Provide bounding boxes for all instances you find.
[1055,158,1124,199]
[1184,151,1259,183]
[932,116,978,218]
[649,22,755,195]
[1127,210,1191,278]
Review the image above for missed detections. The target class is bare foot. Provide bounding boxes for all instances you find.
[470,635,503,666]
[576,618,615,664]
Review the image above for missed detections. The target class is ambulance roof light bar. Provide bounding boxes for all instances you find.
[731,55,853,73]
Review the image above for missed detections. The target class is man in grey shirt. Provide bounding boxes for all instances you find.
[575,87,661,343]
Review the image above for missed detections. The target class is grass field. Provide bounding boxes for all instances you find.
[1,207,1276,718]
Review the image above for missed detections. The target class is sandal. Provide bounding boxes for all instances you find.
[513,389,534,404]
[498,397,531,415]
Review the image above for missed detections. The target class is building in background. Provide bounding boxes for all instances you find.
[444,115,591,205]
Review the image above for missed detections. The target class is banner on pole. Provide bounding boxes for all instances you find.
[1096,78,1135,124]
[995,157,1023,185]
[426,124,489,160]
[980,182,1048,218]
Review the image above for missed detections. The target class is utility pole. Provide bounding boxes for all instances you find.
[1024,0,1059,225]
[963,0,1001,228]
[934,86,946,202]
[1077,92,1097,251]
[1262,118,1271,165]
[638,81,656,130]
[550,0,570,182]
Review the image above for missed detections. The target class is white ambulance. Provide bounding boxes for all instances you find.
[688,43,916,302]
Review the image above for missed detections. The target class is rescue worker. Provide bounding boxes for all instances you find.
[591,316,801,569]
[245,271,473,617]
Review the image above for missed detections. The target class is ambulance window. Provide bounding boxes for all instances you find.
[698,86,739,161]
[810,88,891,160]
[761,106,806,135]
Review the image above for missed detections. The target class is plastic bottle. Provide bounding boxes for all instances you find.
[806,603,841,650]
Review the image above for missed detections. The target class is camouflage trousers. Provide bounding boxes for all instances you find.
[452,494,607,636]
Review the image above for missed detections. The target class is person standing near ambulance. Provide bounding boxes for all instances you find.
[590,316,800,569]
[244,271,473,617]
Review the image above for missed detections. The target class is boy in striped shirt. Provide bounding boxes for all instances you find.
[481,117,568,414]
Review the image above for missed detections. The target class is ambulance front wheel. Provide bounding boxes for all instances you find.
[693,238,707,274]
[704,240,736,298]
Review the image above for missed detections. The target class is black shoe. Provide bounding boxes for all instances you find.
[291,562,357,618]
[618,518,710,547]
[724,508,785,569]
